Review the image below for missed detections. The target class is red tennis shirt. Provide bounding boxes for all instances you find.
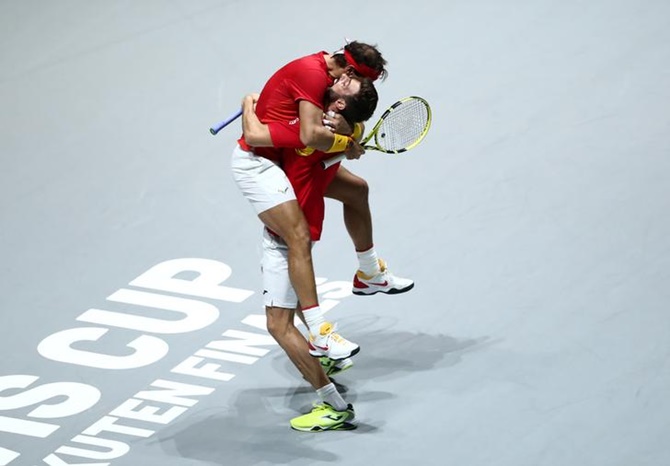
[238,51,334,160]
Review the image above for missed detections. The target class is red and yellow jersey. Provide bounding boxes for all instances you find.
[238,51,333,160]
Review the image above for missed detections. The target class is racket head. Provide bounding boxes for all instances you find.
[363,96,432,153]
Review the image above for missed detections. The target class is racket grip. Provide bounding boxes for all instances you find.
[321,154,346,169]
[209,108,243,135]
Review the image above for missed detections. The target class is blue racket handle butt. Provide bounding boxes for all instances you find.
[210,108,243,135]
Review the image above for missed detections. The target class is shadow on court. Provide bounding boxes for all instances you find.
[155,322,492,465]
[156,386,365,465]
[347,330,491,381]
[272,317,493,384]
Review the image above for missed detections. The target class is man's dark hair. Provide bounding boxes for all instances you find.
[339,77,378,124]
[333,40,388,81]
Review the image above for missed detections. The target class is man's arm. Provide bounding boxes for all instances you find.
[298,100,338,150]
[241,94,273,146]
[241,93,365,158]
[241,94,320,149]
[299,100,364,157]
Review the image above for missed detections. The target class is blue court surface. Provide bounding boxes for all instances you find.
[1,1,669,465]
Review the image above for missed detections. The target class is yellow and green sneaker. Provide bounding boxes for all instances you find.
[289,402,356,432]
[320,357,354,377]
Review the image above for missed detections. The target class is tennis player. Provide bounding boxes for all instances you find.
[231,41,387,365]
[239,75,377,431]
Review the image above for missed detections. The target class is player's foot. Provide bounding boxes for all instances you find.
[352,259,414,296]
[289,402,356,432]
[320,357,354,376]
[308,322,360,361]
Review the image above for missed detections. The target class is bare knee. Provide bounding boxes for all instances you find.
[341,177,369,208]
[350,176,369,200]
[281,222,312,250]
[258,200,311,248]
[266,307,294,341]
[327,171,369,206]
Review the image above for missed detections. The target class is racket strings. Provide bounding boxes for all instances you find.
[375,99,430,151]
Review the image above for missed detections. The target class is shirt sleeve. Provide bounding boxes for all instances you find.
[268,121,304,148]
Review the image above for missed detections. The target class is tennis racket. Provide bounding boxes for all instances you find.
[321,96,432,169]
[209,108,243,135]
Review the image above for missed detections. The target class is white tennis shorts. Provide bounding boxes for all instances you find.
[231,144,296,214]
[261,227,304,308]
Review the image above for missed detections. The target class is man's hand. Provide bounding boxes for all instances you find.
[242,92,260,109]
[344,139,365,160]
[323,111,353,135]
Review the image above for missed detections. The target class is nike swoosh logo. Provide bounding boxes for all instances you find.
[312,344,329,351]
[324,414,345,421]
[368,281,388,287]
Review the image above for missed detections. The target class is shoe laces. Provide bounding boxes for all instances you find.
[319,322,347,343]
[312,402,333,412]
[313,402,350,414]
[328,332,346,344]
[318,321,334,336]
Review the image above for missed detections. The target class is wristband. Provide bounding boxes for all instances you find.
[325,133,352,153]
[296,147,315,156]
[352,122,364,140]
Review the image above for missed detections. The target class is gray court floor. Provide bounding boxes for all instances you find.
[2,1,669,465]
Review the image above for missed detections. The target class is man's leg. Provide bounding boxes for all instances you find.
[324,165,373,251]
[259,200,318,309]
[259,225,358,361]
[231,145,357,359]
[265,307,355,432]
[325,165,414,296]
[266,306,329,389]
[232,145,320,309]
[261,238,355,432]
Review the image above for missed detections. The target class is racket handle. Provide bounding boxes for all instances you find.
[321,154,345,169]
[209,108,243,135]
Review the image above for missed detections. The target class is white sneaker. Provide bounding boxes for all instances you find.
[308,322,360,361]
[352,259,414,296]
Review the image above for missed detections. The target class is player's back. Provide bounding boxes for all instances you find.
[241,51,332,161]
[255,51,331,124]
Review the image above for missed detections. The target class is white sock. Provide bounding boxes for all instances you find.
[302,305,326,335]
[316,382,348,411]
[356,246,381,276]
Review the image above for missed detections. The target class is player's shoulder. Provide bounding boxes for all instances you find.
[285,51,327,72]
